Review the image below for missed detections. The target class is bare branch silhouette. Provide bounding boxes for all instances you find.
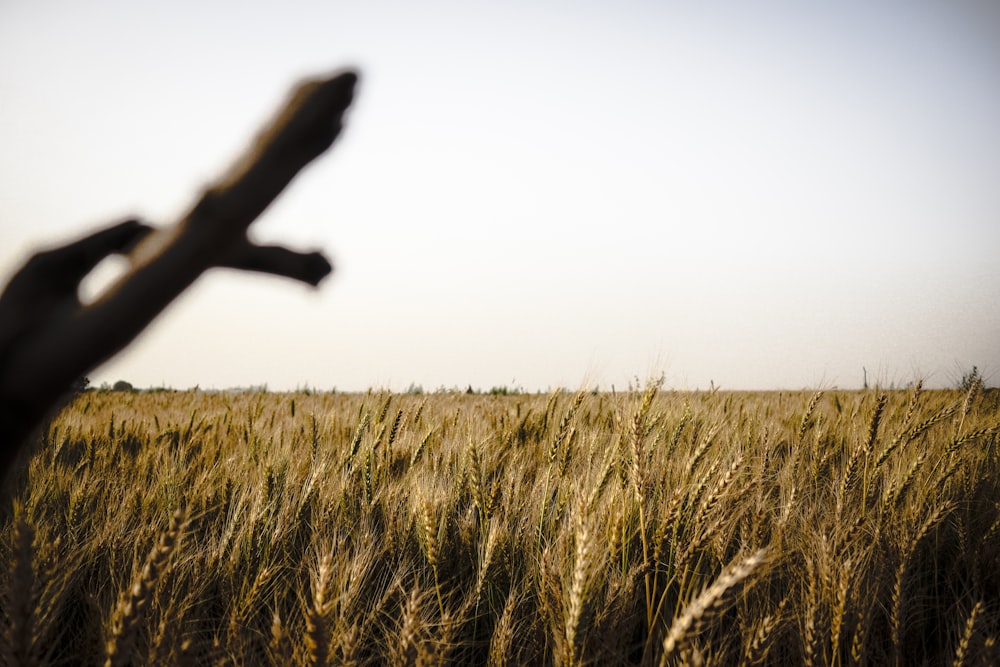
[0,70,358,481]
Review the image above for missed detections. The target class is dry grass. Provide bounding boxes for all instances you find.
[1,384,999,665]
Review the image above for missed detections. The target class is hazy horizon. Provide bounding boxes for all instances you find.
[2,1,998,392]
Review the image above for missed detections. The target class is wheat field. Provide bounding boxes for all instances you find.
[2,379,998,665]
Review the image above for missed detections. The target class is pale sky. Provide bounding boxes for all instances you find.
[2,0,998,391]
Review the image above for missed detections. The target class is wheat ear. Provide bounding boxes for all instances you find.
[850,605,868,665]
[952,600,983,667]
[564,512,593,667]
[419,497,444,616]
[305,552,334,667]
[391,587,424,666]
[745,595,789,666]
[487,587,520,666]
[105,508,186,667]
[269,608,293,664]
[659,549,766,666]
[6,515,36,667]
[892,503,952,663]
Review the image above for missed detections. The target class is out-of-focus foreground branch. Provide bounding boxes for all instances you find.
[0,70,358,482]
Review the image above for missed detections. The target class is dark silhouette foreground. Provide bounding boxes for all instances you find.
[0,70,358,481]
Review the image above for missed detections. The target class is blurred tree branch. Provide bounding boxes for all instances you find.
[0,70,358,481]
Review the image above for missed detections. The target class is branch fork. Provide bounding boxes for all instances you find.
[0,70,359,480]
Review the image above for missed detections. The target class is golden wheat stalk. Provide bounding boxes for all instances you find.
[410,428,434,466]
[335,622,361,667]
[552,389,586,468]
[659,549,766,666]
[947,424,1000,458]
[418,497,445,616]
[467,439,489,524]
[467,517,500,613]
[866,393,888,453]
[892,502,953,663]
[487,587,520,666]
[695,452,744,525]
[268,608,292,664]
[305,552,334,667]
[105,508,186,667]
[586,449,617,512]
[883,451,928,509]
[345,412,370,470]
[387,408,404,447]
[877,382,920,467]
[837,440,867,518]
[905,403,958,445]
[953,369,983,440]
[744,595,789,666]
[5,515,36,667]
[830,559,852,661]
[147,591,195,667]
[952,600,983,667]
[664,400,691,461]
[391,587,424,666]
[850,605,868,665]
[798,391,824,443]
[564,511,593,667]
[802,557,819,667]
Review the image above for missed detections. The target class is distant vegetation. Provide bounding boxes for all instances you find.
[2,381,999,665]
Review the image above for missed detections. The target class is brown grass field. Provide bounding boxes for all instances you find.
[2,380,999,665]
